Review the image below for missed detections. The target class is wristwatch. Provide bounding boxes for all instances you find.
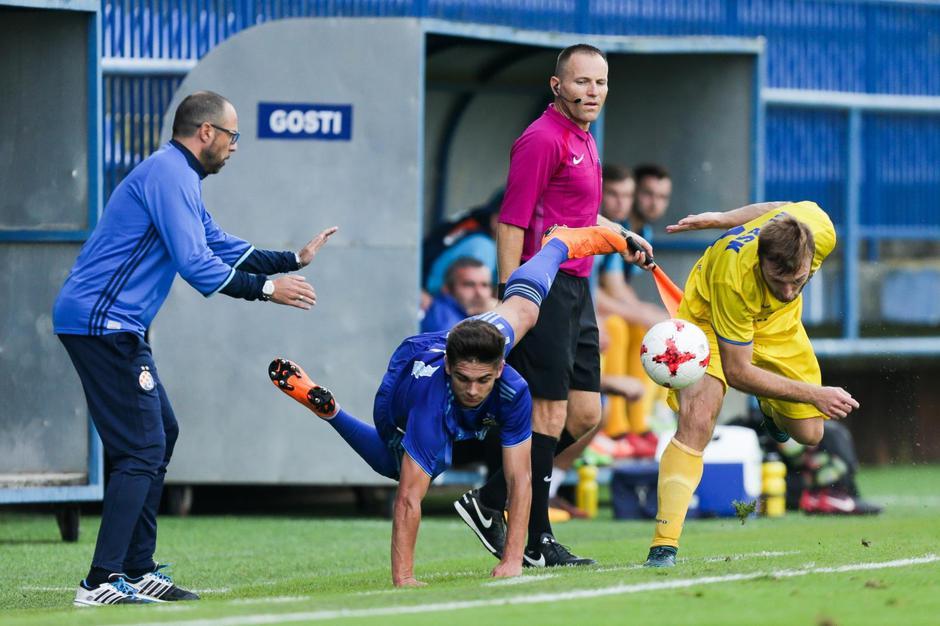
[261,279,275,301]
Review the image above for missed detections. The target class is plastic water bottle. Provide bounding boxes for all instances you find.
[761,459,787,517]
[576,465,599,518]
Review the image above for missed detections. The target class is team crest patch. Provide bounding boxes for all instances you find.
[138,367,155,392]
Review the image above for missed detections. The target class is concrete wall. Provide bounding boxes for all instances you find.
[156,19,423,485]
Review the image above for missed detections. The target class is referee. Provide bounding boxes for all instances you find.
[455,45,651,566]
[55,91,337,606]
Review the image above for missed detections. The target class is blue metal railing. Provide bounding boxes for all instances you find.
[97,0,940,349]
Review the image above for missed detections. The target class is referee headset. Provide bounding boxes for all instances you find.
[552,82,582,105]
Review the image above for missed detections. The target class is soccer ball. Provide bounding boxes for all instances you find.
[640,319,710,389]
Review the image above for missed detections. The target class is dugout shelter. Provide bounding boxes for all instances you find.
[0,0,103,539]
[152,18,761,490]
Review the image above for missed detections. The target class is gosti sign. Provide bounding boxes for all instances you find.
[257,102,353,140]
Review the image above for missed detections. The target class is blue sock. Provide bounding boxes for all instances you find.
[328,409,399,479]
[503,238,568,306]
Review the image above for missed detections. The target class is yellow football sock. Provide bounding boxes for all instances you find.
[652,438,704,548]
[601,315,630,437]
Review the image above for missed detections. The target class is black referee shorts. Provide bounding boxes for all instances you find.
[507,271,600,400]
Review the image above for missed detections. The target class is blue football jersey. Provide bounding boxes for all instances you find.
[375,314,531,478]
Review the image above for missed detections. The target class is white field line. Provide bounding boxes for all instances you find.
[593,549,801,573]
[483,573,558,586]
[18,586,74,592]
[702,550,800,563]
[191,588,231,594]
[120,554,939,626]
[227,596,311,605]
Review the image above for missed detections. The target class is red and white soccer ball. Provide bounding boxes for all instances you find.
[640,319,710,389]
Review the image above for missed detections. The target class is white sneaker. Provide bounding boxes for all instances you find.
[73,574,153,606]
[127,564,200,601]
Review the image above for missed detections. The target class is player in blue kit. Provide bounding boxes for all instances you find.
[271,225,650,587]
[55,91,337,607]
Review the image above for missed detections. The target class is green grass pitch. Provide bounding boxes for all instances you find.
[2,465,939,625]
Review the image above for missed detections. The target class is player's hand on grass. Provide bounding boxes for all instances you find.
[297,226,339,268]
[271,275,317,309]
[393,576,427,588]
[812,386,860,419]
[491,559,522,579]
[666,212,727,233]
[621,231,654,269]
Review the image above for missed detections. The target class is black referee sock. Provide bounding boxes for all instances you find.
[527,432,559,550]
[555,428,577,456]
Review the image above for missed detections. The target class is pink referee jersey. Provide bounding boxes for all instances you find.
[498,104,602,278]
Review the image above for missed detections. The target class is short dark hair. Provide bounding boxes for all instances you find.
[602,163,633,185]
[172,91,231,137]
[444,257,487,290]
[446,319,505,367]
[633,163,671,186]
[758,214,816,274]
[555,43,606,77]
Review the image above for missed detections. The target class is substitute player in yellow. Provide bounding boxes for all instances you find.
[643,200,860,567]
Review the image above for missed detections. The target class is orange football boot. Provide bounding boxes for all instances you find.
[541,225,627,259]
[268,358,338,418]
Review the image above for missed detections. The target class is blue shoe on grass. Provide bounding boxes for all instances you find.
[644,545,677,568]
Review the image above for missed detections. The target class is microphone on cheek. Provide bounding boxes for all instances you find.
[554,87,582,105]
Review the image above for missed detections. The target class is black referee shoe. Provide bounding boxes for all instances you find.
[523,533,596,568]
[454,489,506,559]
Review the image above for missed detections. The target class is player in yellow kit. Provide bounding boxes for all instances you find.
[643,200,861,567]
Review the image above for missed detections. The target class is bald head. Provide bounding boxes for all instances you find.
[172,91,232,138]
[554,43,605,78]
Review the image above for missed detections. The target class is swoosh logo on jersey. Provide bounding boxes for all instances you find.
[472,499,493,528]
[411,361,439,379]
[524,553,546,567]
[573,154,585,165]
[543,475,552,482]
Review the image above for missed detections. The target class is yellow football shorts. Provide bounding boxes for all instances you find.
[666,299,824,421]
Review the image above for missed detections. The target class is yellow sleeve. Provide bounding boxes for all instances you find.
[710,280,755,345]
[782,201,837,271]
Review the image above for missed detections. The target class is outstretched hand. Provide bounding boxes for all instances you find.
[270,275,317,310]
[297,226,339,268]
[812,386,860,420]
[665,212,727,234]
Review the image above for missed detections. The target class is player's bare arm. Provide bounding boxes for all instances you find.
[718,340,860,419]
[391,453,432,587]
[492,439,532,578]
[666,201,791,233]
[496,222,526,284]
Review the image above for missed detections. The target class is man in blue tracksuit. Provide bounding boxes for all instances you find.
[54,91,337,606]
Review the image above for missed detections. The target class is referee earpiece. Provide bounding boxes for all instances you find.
[554,84,582,105]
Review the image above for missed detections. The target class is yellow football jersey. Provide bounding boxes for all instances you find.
[681,201,836,345]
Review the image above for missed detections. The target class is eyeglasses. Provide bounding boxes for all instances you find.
[208,123,240,145]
